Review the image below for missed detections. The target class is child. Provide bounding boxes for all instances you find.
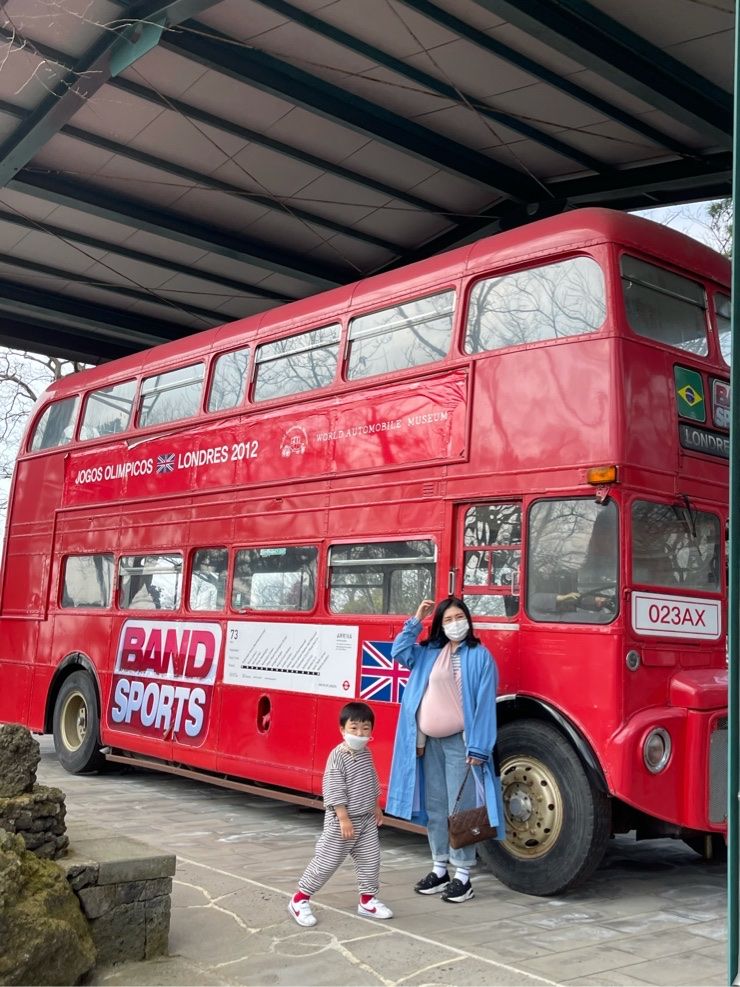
[288,701,393,927]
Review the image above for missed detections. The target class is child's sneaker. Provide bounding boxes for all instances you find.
[288,895,317,927]
[357,896,393,919]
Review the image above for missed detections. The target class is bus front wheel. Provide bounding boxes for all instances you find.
[478,719,611,896]
[52,671,105,774]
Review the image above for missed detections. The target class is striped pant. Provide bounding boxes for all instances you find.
[299,811,380,896]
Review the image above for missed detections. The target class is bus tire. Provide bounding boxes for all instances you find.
[52,671,105,774]
[478,719,611,896]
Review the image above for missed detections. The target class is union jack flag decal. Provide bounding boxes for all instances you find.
[156,453,175,474]
[360,640,408,704]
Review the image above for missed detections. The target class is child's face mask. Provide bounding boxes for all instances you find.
[343,733,370,751]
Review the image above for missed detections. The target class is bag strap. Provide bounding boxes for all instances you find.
[451,764,486,812]
[451,765,472,812]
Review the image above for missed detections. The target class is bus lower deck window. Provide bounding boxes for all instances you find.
[329,540,436,614]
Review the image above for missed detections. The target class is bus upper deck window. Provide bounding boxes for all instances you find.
[621,256,708,356]
[139,364,204,428]
[716,292,731,366]
[347,291,455,380]
[208,347,250,412]
[465,257,605,353]
[80,380,136,440]
[30,396,79,451]
[254,325,339,402]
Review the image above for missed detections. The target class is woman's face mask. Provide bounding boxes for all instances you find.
[443,618,469,642]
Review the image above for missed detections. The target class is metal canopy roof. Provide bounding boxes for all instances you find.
[0,0,733,364]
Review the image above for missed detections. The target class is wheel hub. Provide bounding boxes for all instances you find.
[61,692,87,752]
[501,754,564,859]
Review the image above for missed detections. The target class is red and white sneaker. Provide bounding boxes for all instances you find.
[357,897,393,919]
[288,895,317,927]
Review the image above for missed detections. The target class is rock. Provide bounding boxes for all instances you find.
[0,786,68,859]
[0,725,40,797]
[0,828,96,985]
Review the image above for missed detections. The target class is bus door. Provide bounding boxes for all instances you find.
[216,545,321,791]
[454,502,522,693]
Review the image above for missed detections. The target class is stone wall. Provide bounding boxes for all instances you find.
[57,823,176,966]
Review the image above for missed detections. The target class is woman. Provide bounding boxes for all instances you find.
[386,597,502,904]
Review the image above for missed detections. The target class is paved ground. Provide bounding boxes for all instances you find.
[36,738,727,987]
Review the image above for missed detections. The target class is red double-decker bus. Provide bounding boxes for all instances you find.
[0,208,729,895]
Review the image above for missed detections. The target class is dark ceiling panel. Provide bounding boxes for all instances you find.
[0,0,732,362]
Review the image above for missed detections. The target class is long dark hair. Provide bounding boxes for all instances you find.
[420,596,480,648]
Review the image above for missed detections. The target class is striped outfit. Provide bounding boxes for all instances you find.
[298,743,381,896]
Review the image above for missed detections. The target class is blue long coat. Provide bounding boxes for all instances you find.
[386,617,504,837]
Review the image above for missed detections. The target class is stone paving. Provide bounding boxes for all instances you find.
[35,738,727,987]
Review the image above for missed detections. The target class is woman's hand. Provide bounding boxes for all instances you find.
[466,756,484,765]
[414,599,435,622]
[374,805,384,827]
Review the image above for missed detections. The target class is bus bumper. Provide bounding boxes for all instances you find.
[605,690,727,834]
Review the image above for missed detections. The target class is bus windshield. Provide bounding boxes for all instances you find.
[631,500,721,591]
[526,499,618,624]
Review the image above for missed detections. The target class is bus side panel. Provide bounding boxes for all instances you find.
[0,619,38,726]
[1,458,61,615]
[217,685,318,792]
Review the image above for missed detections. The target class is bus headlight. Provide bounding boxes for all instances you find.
[643,728,671,773]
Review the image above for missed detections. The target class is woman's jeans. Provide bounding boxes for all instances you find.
[423,732,477,869]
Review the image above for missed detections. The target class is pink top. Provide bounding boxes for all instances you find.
[417,644,464,738]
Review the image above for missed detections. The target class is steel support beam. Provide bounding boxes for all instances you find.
[11,171,346,291]
[258,0,606,174]
[0,26,445,221]
[164,25,540,200]
[398,0,695,157]
[0,251,225,326]
[0,275,193,345]
[0,313,137,363]
[0,207,289,303]
[474,0,732,143]
[0,0,223,187]
[0,98,400,256]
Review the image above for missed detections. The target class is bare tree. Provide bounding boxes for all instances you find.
[706,199,732,258]
[0,348,85,527]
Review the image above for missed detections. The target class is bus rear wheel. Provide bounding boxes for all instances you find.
[52,671,105,774]
[478,719,611,896]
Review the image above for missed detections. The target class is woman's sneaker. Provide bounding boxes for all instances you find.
[441,878,474,903]
[414,870,449,894]
[357,897,393,919]
[288,895,317,927]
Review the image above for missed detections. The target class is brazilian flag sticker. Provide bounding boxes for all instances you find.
[674,367,706,422]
